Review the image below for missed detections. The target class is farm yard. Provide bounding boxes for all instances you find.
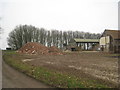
[1,0,120,88]
[3,26,120,88]
[3,50,119,88]
[22,52,119,87]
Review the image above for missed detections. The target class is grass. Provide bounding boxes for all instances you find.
[2,50,109,88]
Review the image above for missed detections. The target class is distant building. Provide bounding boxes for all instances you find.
[100,29,120,53]
[67,38,99,51]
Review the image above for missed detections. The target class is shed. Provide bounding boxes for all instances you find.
[100,29,120,53]
[68,38,99,51]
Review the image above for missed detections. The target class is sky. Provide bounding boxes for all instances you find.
[118,1,120,30]
[0,0,119,49]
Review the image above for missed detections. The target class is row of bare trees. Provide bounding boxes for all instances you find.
[7,25,101,50]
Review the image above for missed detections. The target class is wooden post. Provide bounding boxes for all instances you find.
[84,43,86,50]
[87,43,89,50]
[76,43,78,47]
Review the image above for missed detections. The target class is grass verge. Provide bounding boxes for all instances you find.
[2,50,109,88]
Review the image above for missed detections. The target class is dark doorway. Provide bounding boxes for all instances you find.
[71,48,76,51]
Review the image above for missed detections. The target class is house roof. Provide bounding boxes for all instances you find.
[102,29,120,39]
[74,38,99,43]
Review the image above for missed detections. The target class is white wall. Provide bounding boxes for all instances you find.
[100,36,110,45]
[100,37,106,45]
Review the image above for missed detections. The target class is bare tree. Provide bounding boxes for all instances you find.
[59,31,63,49]
[46,30,51,47]
[7,25,38,49]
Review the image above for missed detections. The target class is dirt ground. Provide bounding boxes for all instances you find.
[2,61,52,88]
[21,51,119,87]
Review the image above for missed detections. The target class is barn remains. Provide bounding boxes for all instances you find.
[67,38,99,51]
[100,29,120,53]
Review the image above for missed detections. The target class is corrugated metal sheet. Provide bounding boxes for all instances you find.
[74,38,99,43]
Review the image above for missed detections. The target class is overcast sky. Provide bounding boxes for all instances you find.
[0,0,119,49]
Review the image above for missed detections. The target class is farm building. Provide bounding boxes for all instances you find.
[67,38,99,51]
[100,29,120,53]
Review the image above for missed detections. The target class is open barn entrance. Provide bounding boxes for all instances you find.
[76,42,99,51]
[68,39,100,51]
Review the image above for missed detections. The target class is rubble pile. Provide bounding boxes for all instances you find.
[48,46,63,55]
[18,42,63,55]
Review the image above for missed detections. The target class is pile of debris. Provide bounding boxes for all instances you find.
[48,46,63,55]
[17,42,63,55]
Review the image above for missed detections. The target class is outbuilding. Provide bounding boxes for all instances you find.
[67,38,99,51]
[100,29,120,53]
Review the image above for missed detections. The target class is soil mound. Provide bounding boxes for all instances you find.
[48,46,63,55]
[18,42,49,54]
[18,42,63,55]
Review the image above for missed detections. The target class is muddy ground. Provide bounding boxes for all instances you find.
[21,51,119,87]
